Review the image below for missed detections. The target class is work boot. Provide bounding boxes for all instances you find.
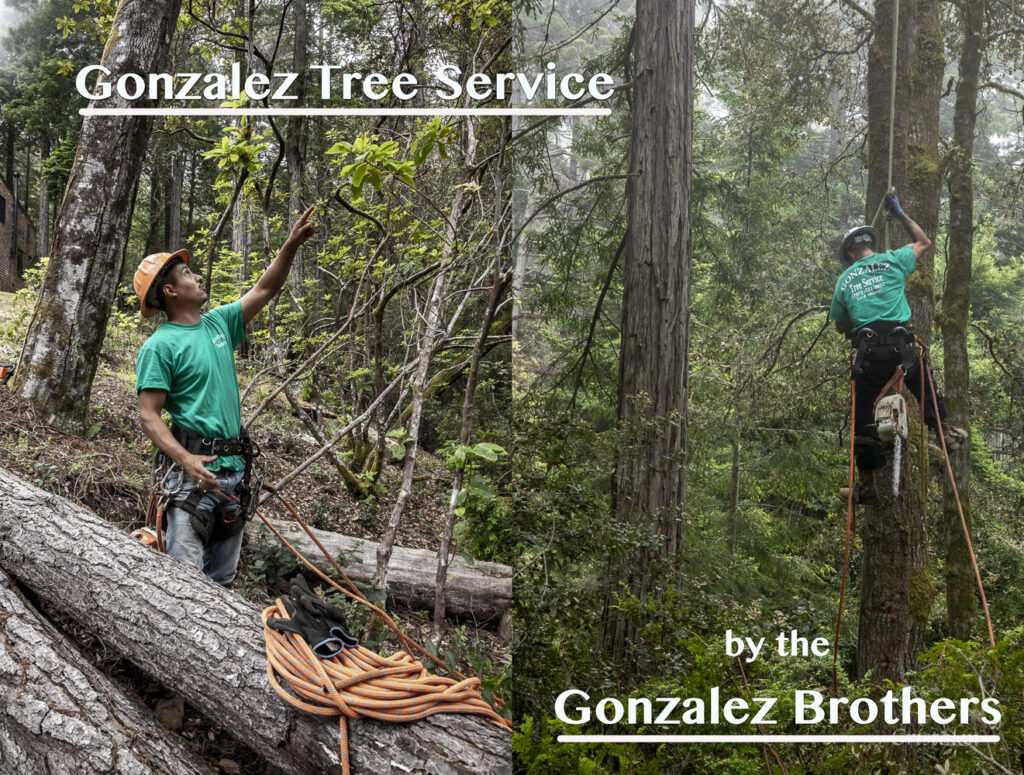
[943,426,968,452]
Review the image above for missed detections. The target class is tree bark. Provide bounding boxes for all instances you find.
[0,466,512,775]
[12,0,184,429]
[603,0,694,658]
[941,0,984,640]
[285,0,308,286]
[0,571,217,775]
[858,0,940,683]
[169,151,184,249]
[35,134,49,258]
[249,520,512,624]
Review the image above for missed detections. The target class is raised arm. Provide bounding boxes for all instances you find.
[885,193,931,261]
[241,205,316,326]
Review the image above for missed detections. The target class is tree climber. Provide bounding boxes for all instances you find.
[830,194,967,504]
[134,206,315,585]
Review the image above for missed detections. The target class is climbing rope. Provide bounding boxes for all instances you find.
[833,357,857,696]
[262,602,507,775]
[256,487,512,773]
[925,366,996,648]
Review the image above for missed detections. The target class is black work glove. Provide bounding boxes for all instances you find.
[289,575,359,649]
[884,192,903,217]
[267,594,347,658]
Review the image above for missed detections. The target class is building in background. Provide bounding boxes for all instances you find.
[0,176,36,292]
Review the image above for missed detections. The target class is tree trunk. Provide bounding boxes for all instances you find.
[35,134,49,258]
[603,0,694,658]
[942,0,983,639]
[12,0,184,429]
[249,520,512,624]
[0,571,217,775]
[903,0,944,337]
[169,151,184,249]
[145,165,164,255]
[3,122,13,188]
[285,0,307,286]
[0,466,512,775]
[858,0,940,683]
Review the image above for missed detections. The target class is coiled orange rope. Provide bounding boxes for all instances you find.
[262,602,509,774]
[257,486,512,773]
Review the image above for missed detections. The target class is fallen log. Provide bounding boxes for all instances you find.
[249,518,513,624]
[0,466,511,775]
[0,571,216,775]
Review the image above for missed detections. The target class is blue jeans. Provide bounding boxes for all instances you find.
[164,468,245,586]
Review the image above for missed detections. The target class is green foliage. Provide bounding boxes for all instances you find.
[246,533,305,588]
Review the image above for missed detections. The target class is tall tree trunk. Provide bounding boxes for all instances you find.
[3,122,13,188]
[145,166,164,255]
[35,135,49,257]
[857,0,940,683]
[169,151,184,248]
[285,0,307,287]
[12,0,184,429]
[942,0,984,639]
[603,0,694,659]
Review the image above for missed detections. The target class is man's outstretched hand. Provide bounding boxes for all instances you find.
[884,192,904,217]
[287,205,316,248]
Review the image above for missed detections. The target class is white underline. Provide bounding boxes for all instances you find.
[78,107,611,117]
[557,734,1000,744]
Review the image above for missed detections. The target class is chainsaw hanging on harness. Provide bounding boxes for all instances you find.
[875,389,908,497]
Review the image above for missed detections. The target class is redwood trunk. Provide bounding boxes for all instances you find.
[942,0,984,639]
[13,0,184,429]
[604,0,694,657]
[858,0,940,682]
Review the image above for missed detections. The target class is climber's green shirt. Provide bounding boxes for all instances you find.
[135,300,246,471]
[830,245,916,332]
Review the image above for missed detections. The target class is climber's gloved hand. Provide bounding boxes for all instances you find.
[884,192,903,217]
[288,575,359,649]
[267,594,346,658]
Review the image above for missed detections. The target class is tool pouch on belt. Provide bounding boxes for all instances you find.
[176,488,245,545]
[170,424,261,544]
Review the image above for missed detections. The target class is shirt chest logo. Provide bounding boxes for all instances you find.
[211,333,228,349]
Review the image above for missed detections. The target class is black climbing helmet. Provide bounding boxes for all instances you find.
[839,225,881,266]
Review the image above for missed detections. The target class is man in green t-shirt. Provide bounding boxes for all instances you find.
[134,206,315,584]
[830,194,965,503]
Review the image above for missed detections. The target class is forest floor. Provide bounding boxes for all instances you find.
[0,291,510,774]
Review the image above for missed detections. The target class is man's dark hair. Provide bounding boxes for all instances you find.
[146,257,183,312]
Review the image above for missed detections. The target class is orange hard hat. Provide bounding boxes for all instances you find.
[133,249,190,318]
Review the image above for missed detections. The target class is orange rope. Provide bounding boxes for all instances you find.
[262,601,510,774]
[255,487,511,772]
[834,366,857,696]
[924,366,995,648]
